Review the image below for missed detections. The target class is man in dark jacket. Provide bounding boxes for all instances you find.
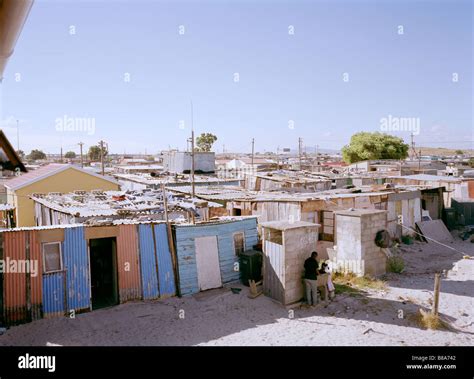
[304,251,319,305]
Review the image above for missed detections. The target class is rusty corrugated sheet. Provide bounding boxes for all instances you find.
[468,181,474,199]
[28,230,43,321]
[116,224,142,302]
[2,230,27,325]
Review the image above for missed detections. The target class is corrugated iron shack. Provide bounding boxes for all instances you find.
[174,217,258,296]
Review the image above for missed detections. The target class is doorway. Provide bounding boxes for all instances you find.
[89,237,118,310]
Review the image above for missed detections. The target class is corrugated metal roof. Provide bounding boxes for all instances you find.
[392,174,463,182]
[168,185,409,202]
[0,203,15,211]
[4,164,118,191]
[260,220,320,230]
[31,188,221,218]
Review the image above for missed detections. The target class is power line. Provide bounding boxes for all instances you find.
[398,222,470,256]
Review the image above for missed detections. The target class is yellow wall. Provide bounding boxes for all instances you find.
[10,168,119,227]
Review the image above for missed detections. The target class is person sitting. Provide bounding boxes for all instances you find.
[304,251,319,306]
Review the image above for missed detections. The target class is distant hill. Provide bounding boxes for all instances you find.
[288,146,341,155]
[417,147,474,156]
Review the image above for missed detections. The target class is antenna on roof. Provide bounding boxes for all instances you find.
[190,99,195,224]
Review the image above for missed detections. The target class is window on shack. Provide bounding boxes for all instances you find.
[42,242,63,273]
[233,232,245,256]
[264,228,283,245]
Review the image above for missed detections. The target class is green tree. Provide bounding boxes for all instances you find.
[88,145,108,161]
[195,133,217,152]
[455,149,464,155]
[342,132,409,163]
[27,149,47,160]
[65,151,76,159]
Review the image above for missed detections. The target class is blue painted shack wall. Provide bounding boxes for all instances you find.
[42,272,65,317]
[154,224,176,297]
[138,224,160,299]
[63,226,90,312]
[174,218,258,296]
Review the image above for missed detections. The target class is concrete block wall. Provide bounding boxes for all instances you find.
[360,211,388,277]
[335,209,388,277]
[283,226,319,304]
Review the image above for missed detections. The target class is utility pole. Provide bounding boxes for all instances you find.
[276,146,280,169]
[316,144,319,170]
[410,132,416,161]
[191,129,195,198]
[60,146,63,163]
[251,138,255,171]
[190,100,196,225]
[161,183,180,295]
[298,137,303,170]
[99,140,105,176]
[418,148,422,170]
[78,142,84,168]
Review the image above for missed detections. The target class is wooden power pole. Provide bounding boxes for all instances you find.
[99,140,105,176]
[251,138,255,170]
[432,273,441,316]
[298,137,303,170]
[78,142,84,168]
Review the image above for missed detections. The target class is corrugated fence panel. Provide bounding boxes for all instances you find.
[3,231,27,324]
[154,224,176,297]
[42,272,66,317]
[117,224,142,302]
[63,227,90,312]
[28,230,43,321]
[138,224,159,299]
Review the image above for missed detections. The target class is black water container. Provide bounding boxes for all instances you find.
[239,250,262,286]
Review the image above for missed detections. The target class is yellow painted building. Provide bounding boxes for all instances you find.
[5,164,120,227]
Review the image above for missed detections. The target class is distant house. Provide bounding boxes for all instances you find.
[5,164,119,227]
[346,160,401,176]
[162,151,215,174]
[387,174,474,208]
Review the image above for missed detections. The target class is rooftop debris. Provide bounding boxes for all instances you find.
[30,189,222,220]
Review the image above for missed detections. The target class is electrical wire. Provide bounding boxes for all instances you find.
[398,221,471,257]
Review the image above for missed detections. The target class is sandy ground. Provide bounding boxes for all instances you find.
[1,234,473,346]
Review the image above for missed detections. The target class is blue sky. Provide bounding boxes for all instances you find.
[0,0,472,155]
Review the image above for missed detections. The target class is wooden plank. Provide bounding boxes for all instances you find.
[432,273,441,315]
[84,225,120,240]
[37,229,65,243]
[415,220,453,243]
